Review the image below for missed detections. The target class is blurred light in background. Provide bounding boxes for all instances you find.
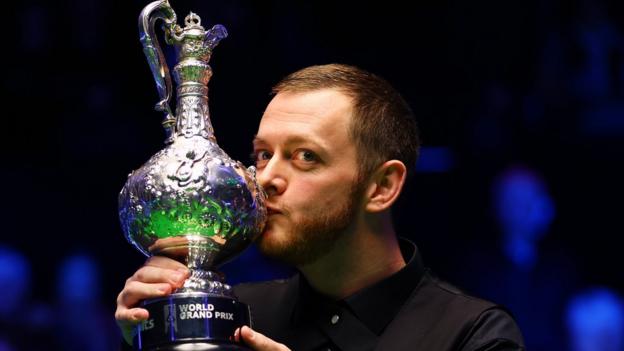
[0,246,31,319]
[566,287,624,351]
[492,165,555,270]
[56,253,102,303]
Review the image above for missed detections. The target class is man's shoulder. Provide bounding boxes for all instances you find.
[422,272,499,311]
[428,274,524,346]
[379,271,524,350]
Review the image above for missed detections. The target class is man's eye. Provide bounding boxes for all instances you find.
[294,150,317,163]
[252,150,272,166]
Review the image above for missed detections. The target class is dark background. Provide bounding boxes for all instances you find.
[2,0,623,350]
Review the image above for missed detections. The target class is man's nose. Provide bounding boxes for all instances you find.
[257,158,287,197]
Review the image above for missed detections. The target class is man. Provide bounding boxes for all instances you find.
[116,64,524,350]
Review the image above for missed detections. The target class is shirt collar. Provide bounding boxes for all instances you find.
[292,237,426,335]
[343,238,426,334]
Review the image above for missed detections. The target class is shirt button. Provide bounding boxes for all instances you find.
[330,314,340,325]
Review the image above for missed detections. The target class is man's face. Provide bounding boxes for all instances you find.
[252,89,365,266]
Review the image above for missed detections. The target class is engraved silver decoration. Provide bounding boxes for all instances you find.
[119,0,266,298]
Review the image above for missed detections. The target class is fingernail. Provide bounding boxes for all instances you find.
[157,286,169,293]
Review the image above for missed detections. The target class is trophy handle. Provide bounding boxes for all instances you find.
[139,0,177,122]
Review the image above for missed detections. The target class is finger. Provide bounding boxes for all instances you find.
[145,256,189,271]
[131,265,188,286]
[117,281,172,308]
[240,326,290,351]
[115,307,149,325]
[115,307,148,345]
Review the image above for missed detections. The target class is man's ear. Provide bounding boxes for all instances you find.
[364,160,407,213]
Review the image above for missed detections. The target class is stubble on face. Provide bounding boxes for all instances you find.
[257,181,364,267]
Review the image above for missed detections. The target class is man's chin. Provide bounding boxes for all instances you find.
[258,219,281,241]
[256,224,283,252]
[255,227,304,264]
[255,194,358,266]
[256,229,336,267]
[256,239,287,262]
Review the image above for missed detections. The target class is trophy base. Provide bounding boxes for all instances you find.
[147,343,249,350]
[135,292,251,351]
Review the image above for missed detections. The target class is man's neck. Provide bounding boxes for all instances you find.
[298,216,405,300]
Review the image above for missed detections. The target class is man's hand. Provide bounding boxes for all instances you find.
[235,326,291,351]
[115,256,189,344]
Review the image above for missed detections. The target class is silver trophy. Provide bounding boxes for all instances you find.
[118,1,266,349]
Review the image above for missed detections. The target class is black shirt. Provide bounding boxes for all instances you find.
[235,239,525,350]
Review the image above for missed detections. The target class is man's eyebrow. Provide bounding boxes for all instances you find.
[253,135,328,151]
[285,136,325,149]
[252,136,266,146]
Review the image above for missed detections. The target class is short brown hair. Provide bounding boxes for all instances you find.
[272,64,420,180]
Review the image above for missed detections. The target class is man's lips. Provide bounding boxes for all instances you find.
[266,206,282,216]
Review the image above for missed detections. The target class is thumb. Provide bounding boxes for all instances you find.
[238,326,290,351]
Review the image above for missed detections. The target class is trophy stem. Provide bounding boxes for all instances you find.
[177,268,235,297]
